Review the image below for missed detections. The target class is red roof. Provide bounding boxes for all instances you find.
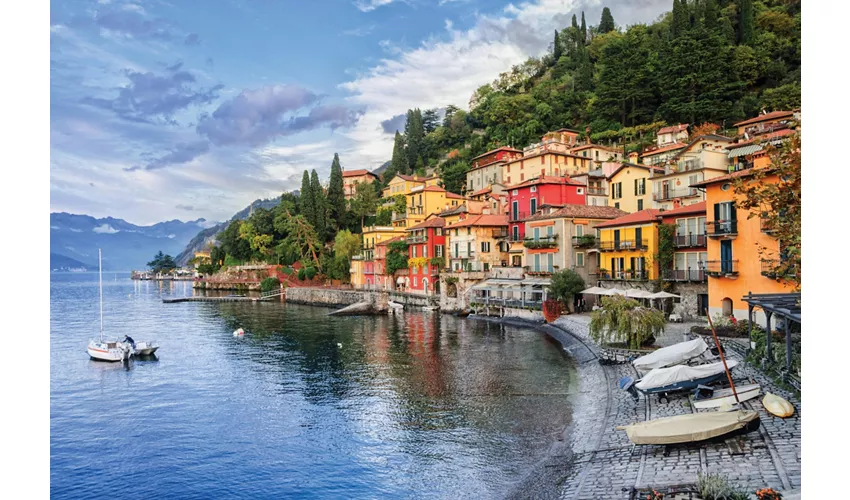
[733,111,794,128]
[642,142,688,156]
[376,235,406,246]
[406,216,446,231]
[394,174,425,182]
[689,167,776,188]
[445,214,508,228]
[658,123,689,135]
[342,169,376,178]
[594,209,663,229]
[446,192,465,200]
[658,201,706,219]
[728,128,795,148]
[511,175,585,189]
[470,187,492,197]
[471,146,522,161]
[525,204,628,221]
[421,185,446,192]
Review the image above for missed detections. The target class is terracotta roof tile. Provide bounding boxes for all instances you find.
[689,167,776,187]
[727,128,795,148]
[733,111,794,127]
[446,192,466,199]
[510,175,585,189]
[657,123,689,135]
[444,214,508,228]
[376,235,406,246]
[658,201,706,219]
[524,204,628,222]
[642,142,688,156]
[406,216,446,231]
[342,169,376,177]
[471,146,522,161]
[594,209,663,229]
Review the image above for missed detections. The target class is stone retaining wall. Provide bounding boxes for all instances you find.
[284,287,378,308]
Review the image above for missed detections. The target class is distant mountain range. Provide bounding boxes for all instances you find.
[50,213,219,271]
[50,252,95,272]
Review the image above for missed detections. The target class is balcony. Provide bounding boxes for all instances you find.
[704,260,739,276]
[407,205,425,216]
[653,187,700,201]
[509,211,530,222]
[392,211,407,221]
[406,235,427,243]
[491,228,508,239]
[586,187,607,196]
[598,239,649,252]
[651,159,704,177]
[451,260,484,272]
[674,234,706,248]
[572,235,597,248]
[662,269,707,282]
[706,220,738,238]
[597,269,649,281]
[523,235,559,249]
[451,250,476,260]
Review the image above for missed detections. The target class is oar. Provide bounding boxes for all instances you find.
[706,313,740,404]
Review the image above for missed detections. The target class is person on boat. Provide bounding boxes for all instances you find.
[123,335,136,349]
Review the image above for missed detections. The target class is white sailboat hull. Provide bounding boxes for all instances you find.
[87,340,130,362]
[692,384,761,409]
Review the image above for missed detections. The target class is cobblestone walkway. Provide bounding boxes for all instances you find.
[551,317,801,499]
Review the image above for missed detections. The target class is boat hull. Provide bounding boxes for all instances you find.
[618,410,761,445]
[692,384,761,409]
[87,341,130,362]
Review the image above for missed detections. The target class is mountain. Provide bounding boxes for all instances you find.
[50,213,220,271]
[372,161,391,177]
[50,252,95,272]
[174,197,282,266]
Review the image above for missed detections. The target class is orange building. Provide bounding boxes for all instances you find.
[342,169,379,199]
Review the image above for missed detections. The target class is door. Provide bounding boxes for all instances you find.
[720,240,733,273]
[697,294,708,316]
[662,181,669,200]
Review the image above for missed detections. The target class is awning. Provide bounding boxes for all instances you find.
[396,277,405,284]
[727,144,762,158]
[521,278,551,287]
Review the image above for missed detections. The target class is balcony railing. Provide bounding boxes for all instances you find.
[653,187,700,201]
[451,250,476,260]
[674,234,706,248]
[509,211,530,222]
[572,235,597,248]
[662,269,707,282]
[597,269,649,281]
[491,228,508,238]
[451,260,484,272]
[407,206,425,215]
[706,220,738,237]
[470,297,543,310]
[586,187,607,196]
[598,239,649,252]
[705,260,739,276]
[406,235,427,243]
[523,235,559,249]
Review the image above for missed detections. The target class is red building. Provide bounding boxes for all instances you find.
[506,175,587,241]
[405,215,446,294]
[470,146,523,169]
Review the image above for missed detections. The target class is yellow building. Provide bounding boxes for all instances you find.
[569,143,624,167]
[360,226,405,260]
[381,174,427,199]
[349,256,366,288]
[437,200,486,226]
[445,214,510,272]
[607,162,663,213]
[594,209,662,281]
[503,151,593,186]
[650,135,733,210]
[396,185,464,229]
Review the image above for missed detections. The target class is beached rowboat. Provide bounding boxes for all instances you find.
[692,383,761,409]
[617,410,761,445]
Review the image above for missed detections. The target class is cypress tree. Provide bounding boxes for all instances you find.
[404,109,424,173]
[580,12,587,43]
[388,131,407,182]
[310,169,326,238]
[552,30,562,61]
[572,14,578,30]
[738,0,755,45]
[299,170,314,227]
[599,7,615,34]
[326,153,345,230]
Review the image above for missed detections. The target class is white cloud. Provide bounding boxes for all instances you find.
[355,0,396,12]
[93,224,120,234]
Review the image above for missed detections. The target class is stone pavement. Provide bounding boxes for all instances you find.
[549,316,801,499]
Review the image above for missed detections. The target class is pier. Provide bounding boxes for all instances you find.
[162,288,284,304]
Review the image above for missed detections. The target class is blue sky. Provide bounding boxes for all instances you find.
[50,0,671,225]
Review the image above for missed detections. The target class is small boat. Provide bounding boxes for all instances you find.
[617,409,761,445]
[762,393,794,418]
[632,338,712,375]
[132,340,160,356]
[87,249,133,362]
[233,328,245,337]
[620,360,739,400]
[692,383,761,409]
[388,300,404,309]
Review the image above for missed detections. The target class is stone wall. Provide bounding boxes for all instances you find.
[438,271,488,312]
[285,287,377,308]
[670,281,708,320]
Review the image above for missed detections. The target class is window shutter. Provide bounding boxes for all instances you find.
[634,179,638,195]
[730,202,737,221]
[713,203,720,221]
[630,257,635,270]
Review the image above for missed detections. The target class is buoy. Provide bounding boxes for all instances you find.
[337,343,343,348]
[233,328,245,337]
[762,392,794,418]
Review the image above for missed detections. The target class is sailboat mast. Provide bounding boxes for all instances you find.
[99,248,104,342]
[706,313,739,404]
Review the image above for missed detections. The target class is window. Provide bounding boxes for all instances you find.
[576,225,583,237]
[467,227,471,235]
[512,225,519,241]
[721,183,732,191]
[615,202,620,209]
[634,178,646,195]
[530,198,537,214]
[436,228,442,236]
[467,242,472,255]
[533,227,540,240]
[521,173,524,181]
[484,263,490,271]
[423,246,428,258]
[512,190,518,195]
[541,156,545,164]
[547,226,553,237]
[547,254,554,273]
[455,229,459,236]
[511,201,518,220]
[436,246,443,257]
[595,150,599,159]
[577,188,583,195]
[454,243,459,257]
[530,186,537,192]
[481,241,490,253]
[534,254,540,272]
[576,252,584,267]
[413,277,417,287]
[612,182,622,199]
[412,246,417,258]
[637,199,644,211]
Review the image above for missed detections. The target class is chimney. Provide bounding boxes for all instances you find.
[628,151,640,163]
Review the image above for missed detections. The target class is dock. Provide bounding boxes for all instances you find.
[163,289,284,304]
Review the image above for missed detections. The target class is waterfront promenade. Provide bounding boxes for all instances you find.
[519,315,802,499]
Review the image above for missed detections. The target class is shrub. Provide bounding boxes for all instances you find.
[547,269,585,309]
[297,268,306,281]
[305,267,317,280]
[697,472,732,500]
[260,277,280,292]
[589,295,665,349]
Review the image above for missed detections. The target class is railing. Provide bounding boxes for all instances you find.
[392,211,407,221]
[598,239,649,251]
[597,269,649,281]
[450,260,484,272]
[491,229,508,238]
[526,270,554,276]
[674,234,706,248]
[523,235,558,249]
[509,211,530,222]
[586,187,607,196]
[508,235,525,243]
[662,269,707,282]
[406,235,427,243]
[572,235,597,248]
[704,260,739,276]
[706,220,738,237]
[407,206,425,215]
[760,259,798,279]
[653,187,700,201]
[470,297,543,310]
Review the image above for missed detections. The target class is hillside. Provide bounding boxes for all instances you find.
[50,213,218,270]
[50,253,95,272]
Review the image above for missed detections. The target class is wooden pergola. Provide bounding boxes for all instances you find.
[741,292,801,382]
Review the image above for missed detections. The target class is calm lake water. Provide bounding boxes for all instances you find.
[50,273,577,499]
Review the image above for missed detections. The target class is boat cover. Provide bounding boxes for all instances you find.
[618,410,759,445]
[632,338,709,373]
[635,360,738,391]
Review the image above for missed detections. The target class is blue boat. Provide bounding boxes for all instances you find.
[620,360,738,402]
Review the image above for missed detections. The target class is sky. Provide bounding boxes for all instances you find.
[50,0,673,225]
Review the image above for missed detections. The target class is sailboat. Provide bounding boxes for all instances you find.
[87,249,133,362]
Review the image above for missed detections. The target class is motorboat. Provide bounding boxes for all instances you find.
[130,339,159,356]
[617,410,760,445]
[87,249,133,362]
[692,383,761,410]
[620,360,739,400]
[632,338,713,375]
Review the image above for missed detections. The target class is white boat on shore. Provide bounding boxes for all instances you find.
[632,338,712,375]
[617,409,761,445]
[692,383,761,409]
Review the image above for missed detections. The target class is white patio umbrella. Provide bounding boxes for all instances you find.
[580,286,606,295]
[600,288,625,296]
[648,291,680,299]
[625,289,653,298]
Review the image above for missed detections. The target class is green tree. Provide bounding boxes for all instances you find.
[387,131,407,181]
[422,109,440,134]
[326,153,346,231]
[277,212,322,267]
[552,29,562,61]
[147,251,178,274]
[404,108,424,172]
[547,269,586,310]
[334,229,361,261]
[738,0,755,45]
[351,180,379,228]
[299,171,315,229]
[589,295,665,349]
[386,241,409,276]
[218,220,252,262]
[375,207,392,226]
[310,169,327,239]
[599,7,615,34]
[580,12,587,42]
